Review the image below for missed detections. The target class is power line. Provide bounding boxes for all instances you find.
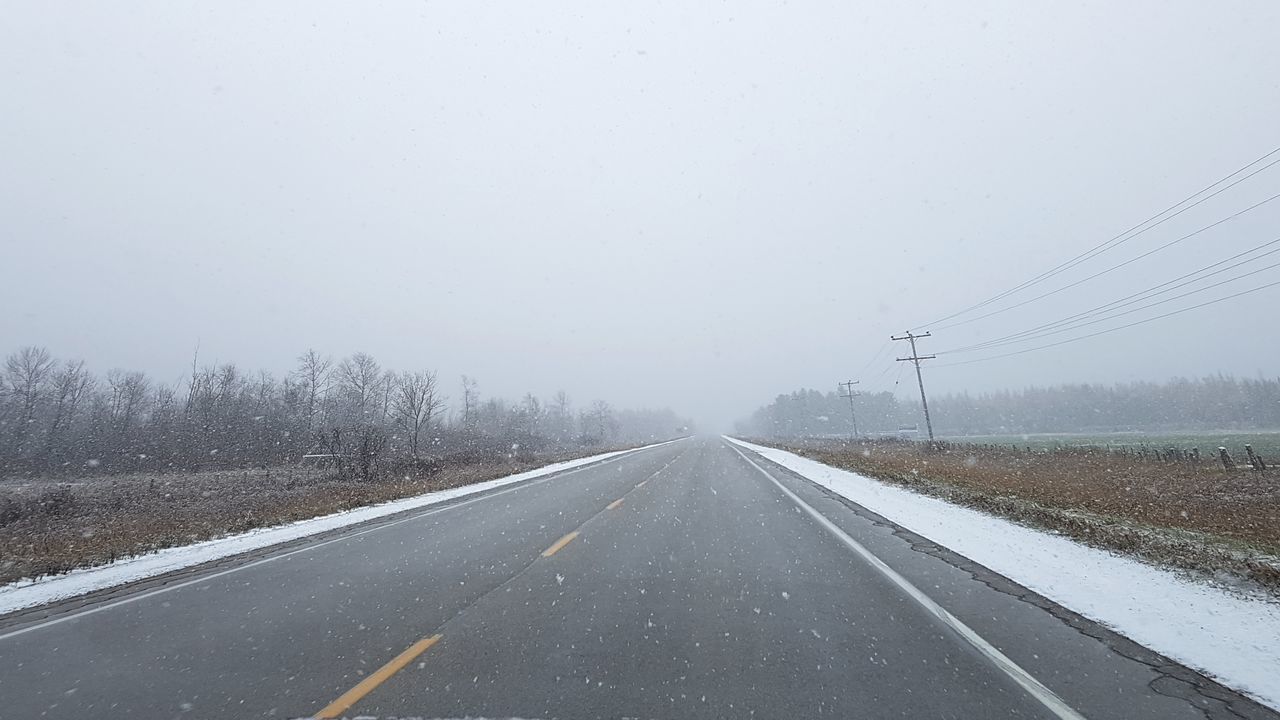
[865,359,897,393]
[939,236,1280,354]
[940,258,1280,353]
[876,360,896,381]
[856,340,891,376]
[890,359,907,388]
[919,150,1280,330]
[947,252,1280,353]
[912,144,1280,331]
[928,190,1280,332]
[930,277,1280,368]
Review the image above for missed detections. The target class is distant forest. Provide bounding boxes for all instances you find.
[737,375,1280,438]
[0,346,692,477]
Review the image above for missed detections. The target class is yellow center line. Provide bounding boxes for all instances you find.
[314,634,442,719]
[541,530,579,557]
[313,452,686,717]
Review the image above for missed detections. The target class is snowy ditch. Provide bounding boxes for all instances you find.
[725,435,1280,711]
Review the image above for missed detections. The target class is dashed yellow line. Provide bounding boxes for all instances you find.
[541,531,579,557]
[314,456,676,716]
[315,634,442,718]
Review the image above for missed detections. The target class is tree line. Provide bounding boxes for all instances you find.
[737,374,1280,438]
[0,346,692,478]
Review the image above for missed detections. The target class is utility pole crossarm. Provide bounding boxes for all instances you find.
[838,379,860,439]
[890,331,936,441]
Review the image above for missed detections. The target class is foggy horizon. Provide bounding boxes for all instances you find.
[3,7,1280,717]
[5,2,1280,431]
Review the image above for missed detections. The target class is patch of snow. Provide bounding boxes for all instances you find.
[725,436,1280,711]
[0,441,676,615]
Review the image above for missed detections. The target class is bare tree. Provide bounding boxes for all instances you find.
[252,371,275,415]
[336,352,382,422]
[548,390,574,445]
[148,384,179,444]
[519,392,543,436]
[380,369,396,424]
[391,371,443,458]
[106,370,150,436]
[318,424,388,481]
[476,398,508,436]
[44,360,93,455]
[0,343,688,476]
[5,346,54,453]
[294,349,332,430]
[581,400,618,445]
[460,375,479,430]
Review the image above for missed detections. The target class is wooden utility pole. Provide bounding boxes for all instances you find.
[892,332,936,441]
[838,380,860,439]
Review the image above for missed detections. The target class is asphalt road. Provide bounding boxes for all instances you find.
[0,437,1272,719]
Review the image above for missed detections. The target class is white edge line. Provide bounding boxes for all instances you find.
[726,441,1087,720]
[0,440,679,641]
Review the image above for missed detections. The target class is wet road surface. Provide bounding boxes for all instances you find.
[1,437,1271,719]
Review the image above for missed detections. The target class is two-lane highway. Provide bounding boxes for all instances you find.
[1,437,1271,719]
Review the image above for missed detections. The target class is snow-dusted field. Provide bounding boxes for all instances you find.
[0,442,666,616]
[725,436,1280,712]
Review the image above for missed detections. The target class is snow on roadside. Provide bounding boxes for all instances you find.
[725,436,1280,711]
[0,442,669,616]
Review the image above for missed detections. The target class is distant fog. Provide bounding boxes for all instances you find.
[3,2,1279,431]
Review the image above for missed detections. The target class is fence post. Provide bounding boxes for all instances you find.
[1218,446,1235,471]
[1245,444,1265,471]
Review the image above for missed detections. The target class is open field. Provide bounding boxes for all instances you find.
[0,447,632,586]
[943,430,1280,460]
[757,436,1280,594]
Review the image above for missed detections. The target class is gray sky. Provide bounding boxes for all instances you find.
[4,1,1279,430]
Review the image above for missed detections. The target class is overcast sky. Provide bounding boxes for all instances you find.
[3,1,1279,430]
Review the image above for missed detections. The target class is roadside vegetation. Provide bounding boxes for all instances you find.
[737,375,1280,439]
[0,446,646,586]
[0,345,691,586]
[755,437,1280,596]
[937,431,1280,459]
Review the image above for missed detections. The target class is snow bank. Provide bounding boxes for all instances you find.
[725,436,1280,711]
[0,442,669,615]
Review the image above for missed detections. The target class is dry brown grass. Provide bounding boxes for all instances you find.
[763,438,1280,592]
[0,448,622,586]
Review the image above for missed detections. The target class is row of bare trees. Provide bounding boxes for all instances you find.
[737,374,1280,438]
[0,346,691,478]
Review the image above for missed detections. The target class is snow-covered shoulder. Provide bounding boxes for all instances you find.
[0,442,671,616]
[724,436,1280,712]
